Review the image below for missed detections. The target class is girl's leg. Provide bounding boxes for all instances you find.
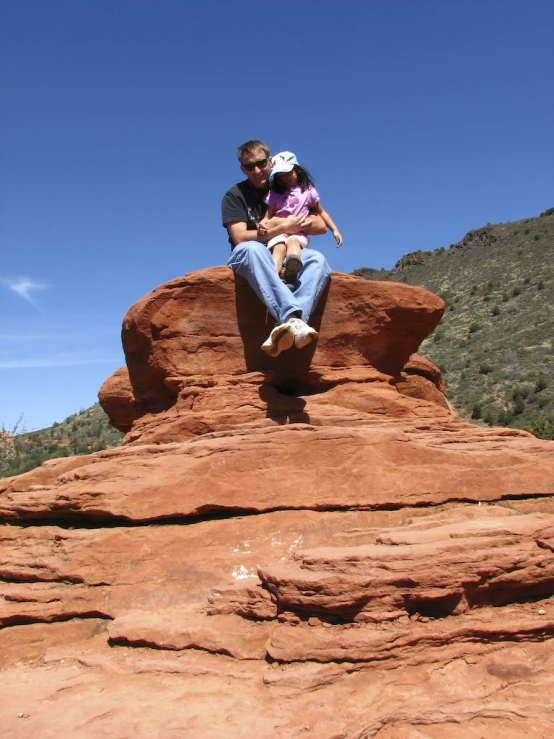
[272,243,286,275]
[285,238,302,259]
[284,237,303,287]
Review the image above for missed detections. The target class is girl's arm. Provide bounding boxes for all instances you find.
[258,205,275,232]
[314,203,343,247]
[258,205,281,242]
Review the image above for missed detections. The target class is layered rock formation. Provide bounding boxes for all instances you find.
[1,268,553,738]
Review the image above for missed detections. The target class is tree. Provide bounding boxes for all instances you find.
[0,416,25,477]
[471,403,482,420]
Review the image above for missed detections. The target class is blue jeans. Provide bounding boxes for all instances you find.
[228,241,331,324]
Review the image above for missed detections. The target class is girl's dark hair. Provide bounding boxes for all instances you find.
[270,164,315,194]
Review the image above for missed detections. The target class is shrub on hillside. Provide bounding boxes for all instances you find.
[521,417,554,440]
[513,397,526,416]
[1,429,16,476]
[506,365,522,381]
[1,416,26,476]
[535,375,548,393]
[483,409,496,426]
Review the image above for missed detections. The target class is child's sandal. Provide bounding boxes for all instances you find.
[280,276,296,292]
[284,255,302,286]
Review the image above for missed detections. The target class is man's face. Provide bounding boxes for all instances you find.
[240,149,271,190]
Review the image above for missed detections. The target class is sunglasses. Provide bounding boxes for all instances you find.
[241,157,270,171]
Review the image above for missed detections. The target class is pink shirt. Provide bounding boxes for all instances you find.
[265,185,320,219]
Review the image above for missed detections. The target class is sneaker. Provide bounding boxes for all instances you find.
[261,322,295,357]
[287,316,318,349]
[284,255,302,287]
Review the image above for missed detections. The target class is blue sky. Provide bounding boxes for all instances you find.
[1,0,553,431]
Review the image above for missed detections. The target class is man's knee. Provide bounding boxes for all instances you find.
[228,240,266,269]
[302,248,331,275]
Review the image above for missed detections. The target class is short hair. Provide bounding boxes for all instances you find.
[237,140,270,162]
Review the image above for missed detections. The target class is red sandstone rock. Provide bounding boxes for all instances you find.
[99,268,446,433]
[257,514,554,620]
[1,423,552,523]
[97,366,134,432]
[401,353,447,394]
[2,268,554,738]
[266,606,554,664]
[208,582,278,620]
[107,608,273,659]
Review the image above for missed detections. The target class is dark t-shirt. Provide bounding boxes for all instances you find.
[221,180,268,248]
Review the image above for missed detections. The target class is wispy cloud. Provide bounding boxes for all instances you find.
[0,357,122,369]
[1,276,48,306]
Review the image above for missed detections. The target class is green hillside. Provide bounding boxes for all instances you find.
[2,403,123,478]
[354,208,554,438]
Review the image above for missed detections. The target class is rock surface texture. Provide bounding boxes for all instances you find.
[2,267,554,738]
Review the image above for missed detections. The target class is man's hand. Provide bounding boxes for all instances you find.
[284,214,312,234]
[257,219,270,240]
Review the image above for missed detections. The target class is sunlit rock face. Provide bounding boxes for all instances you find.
[2,268,554,738]
[99,266,448,440]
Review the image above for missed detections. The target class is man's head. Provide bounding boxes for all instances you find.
[237,140,271,190]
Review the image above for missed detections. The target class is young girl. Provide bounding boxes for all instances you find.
[259,151,342,289]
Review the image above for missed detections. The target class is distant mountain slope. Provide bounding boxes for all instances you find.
[354,208,554,437]
[2,403,123,478]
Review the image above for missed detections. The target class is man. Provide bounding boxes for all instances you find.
[222,140,331,357]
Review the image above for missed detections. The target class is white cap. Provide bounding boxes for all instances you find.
[270,151,298,181]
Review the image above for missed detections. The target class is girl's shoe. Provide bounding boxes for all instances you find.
[284,255,302,286]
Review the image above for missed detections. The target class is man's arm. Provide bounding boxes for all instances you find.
[260,211,327,241]
[303,211,327,236]
[226,211,328,246]
[226,221,261,246]
[222,186,263,246]
[226,216,301,246]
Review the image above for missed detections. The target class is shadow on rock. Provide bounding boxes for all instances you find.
[258,383,310,425]
[234,273,328,377]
